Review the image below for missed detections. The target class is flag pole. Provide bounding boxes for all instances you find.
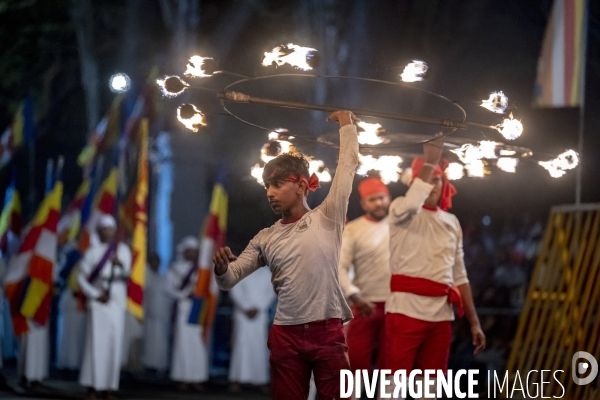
[575,0,589,206]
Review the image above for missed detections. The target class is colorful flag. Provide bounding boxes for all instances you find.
[0,98,35,167]
[4,182,63,335]
[126,119,149,319]
[188,177,228,342]
[534,0,587,107]
[57,179,91,246]
[0,184,22,255]
[78,169,118,253]
[77,96,123,170]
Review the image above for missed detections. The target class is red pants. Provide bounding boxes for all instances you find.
[268,318,351,400]
[385,313,452,375]
[346,302,386,371]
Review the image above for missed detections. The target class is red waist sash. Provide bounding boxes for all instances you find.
[390,274,464,317]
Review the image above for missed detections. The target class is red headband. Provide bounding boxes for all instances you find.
[285,173,321,192]
[411,157,457,211]
[358,177,389,199]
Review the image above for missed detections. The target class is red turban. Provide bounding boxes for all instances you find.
[358,177,390,199]
[411,157,457,211]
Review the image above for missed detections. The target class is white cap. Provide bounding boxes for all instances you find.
[98,214,117,229]
[178,236,199,251]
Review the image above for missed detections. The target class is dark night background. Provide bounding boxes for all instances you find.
[0,0,599,398]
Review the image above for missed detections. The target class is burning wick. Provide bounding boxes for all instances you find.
[262,43,319,71]
[157,76,189,97]
[495,113,523,140]
[185,55,218,78]
[400,60,428,82]
[357,154,403,184]
[445,162,464,180]
[464,160,486,178]
[496,157,519,173]
[177,104,206,132]
[481,91,509,114]
[538,149,579,178]
[357,121,385,145]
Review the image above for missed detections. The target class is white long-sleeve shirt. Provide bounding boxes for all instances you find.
[338,216,390,303]
[386,178,469,322]
[216,124,359,325]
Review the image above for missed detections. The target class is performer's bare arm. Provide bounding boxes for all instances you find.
[457,283,486,354]
[316,110,360,223]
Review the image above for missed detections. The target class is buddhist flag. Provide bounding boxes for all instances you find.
[126,119,149,319]
[534,0,587,107]
[0,98,35,167]
[78,169,118,253]
[57,179,91,246]
[5,182,63,335]
[188,177,228,342]
[0,184,22,255]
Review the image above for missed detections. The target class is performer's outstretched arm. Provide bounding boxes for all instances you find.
[214,236,264,290]
[316,111,359,223]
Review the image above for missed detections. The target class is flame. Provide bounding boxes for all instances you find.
[464,160,485,178]
[451,141,499,164]
[445,162,464,180]
[268,132,280,140]
[538,149,579,178]
[357,154,403,184]
[251,164,265,185]
[184,55,215,77]
[357,121,384,145]
[499,149,516,156]
[495,113,523,140]
[157,76,189,98]
[497,157,519,173]
[261,140,293,163]
[400,60,428,82]
[481,91,508,114]
[262,43,317,71]
[309,160,332,182]
[177,104,206,132]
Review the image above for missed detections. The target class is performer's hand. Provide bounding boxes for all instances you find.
[213,246,237,276]
[423,133,444,164]
[471,324,486,355]
[98,291,110,304]
[245,308,259,319]
[351,294,375,318]
[326,110,360,127]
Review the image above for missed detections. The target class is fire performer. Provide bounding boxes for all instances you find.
[386,139,486,399]
[213,110,359,400]
[338,177,391,381]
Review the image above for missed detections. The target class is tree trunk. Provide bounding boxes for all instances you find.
[70,0,100,134]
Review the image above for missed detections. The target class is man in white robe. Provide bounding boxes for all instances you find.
[142,253,171,374]
[167,237,208,392]
[78,215,132,400]
[56,242,86,371]
[228,265,275,393]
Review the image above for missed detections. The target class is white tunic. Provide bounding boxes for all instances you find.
[78,242,132,391]
[386,178,469,322]
[142,266,172,371]
[339,216,391,302]
[216,124,359,325]
[167,260,209,383]
[18,321,49,381]
[56,288,86,369]
[228,266,275,384]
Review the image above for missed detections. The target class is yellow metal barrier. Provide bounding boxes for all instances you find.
[505,204,600,399]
